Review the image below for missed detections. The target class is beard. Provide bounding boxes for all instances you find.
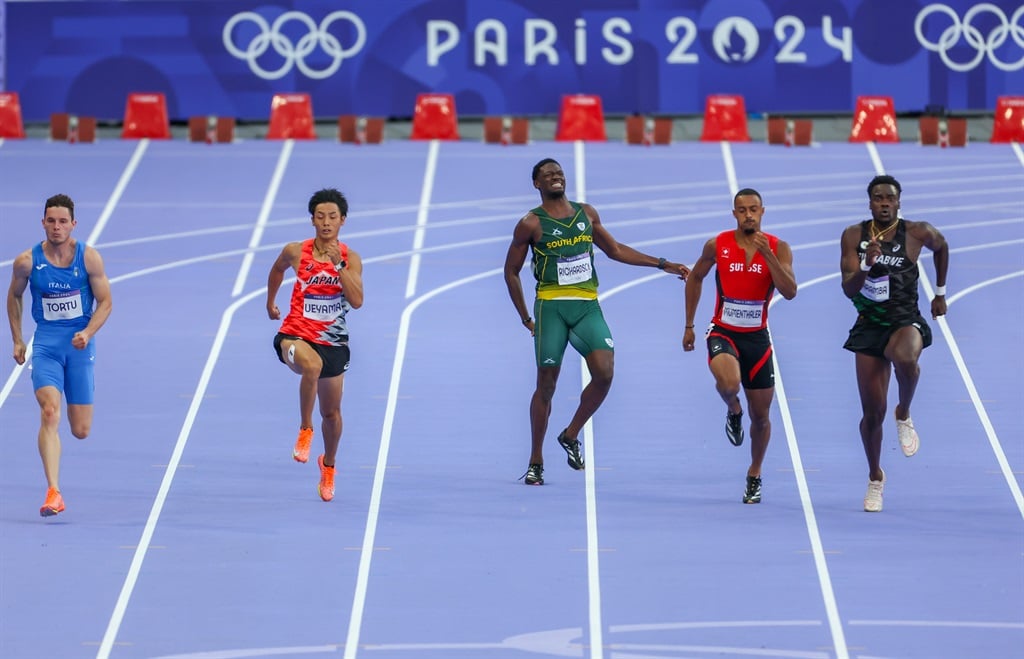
[742,227,756,235]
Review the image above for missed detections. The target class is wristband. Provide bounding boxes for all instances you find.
[657,257,667,270]
[522,317,532,325]
[935,285,946,296]
[685,324,694,329]
[335,260,347,270]
[859,258,872,272]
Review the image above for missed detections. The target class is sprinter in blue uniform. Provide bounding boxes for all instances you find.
[7,194,113,517]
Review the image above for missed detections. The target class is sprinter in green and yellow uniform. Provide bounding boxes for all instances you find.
[504,158,690,485]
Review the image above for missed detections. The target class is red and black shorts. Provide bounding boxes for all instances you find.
[705,324,774,390]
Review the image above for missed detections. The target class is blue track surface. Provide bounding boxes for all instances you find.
[1,137,1022,659]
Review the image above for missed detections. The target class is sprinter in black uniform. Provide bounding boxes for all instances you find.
[840,174,949,513]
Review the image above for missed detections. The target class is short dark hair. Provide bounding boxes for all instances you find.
[867,175,901,197]
[532,158,560,182]
[734,188,762,204]
[308,188,348,216]
[44,194,75,220]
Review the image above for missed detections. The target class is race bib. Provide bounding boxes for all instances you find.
[303,294,343,321]
[42,290,84,321]
[860,275,890,302]
[720,297,763,328]
[556,252,592,286]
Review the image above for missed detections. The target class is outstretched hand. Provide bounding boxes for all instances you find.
[665,261,690,281]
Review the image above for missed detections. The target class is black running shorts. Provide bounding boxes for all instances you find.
[273,333,350,378]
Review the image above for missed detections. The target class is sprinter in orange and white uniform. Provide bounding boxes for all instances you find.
[267,188,364,502]
[683,188,797,504]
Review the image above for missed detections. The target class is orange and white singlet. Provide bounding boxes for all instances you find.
[278,239,351,346]
[712,230,779,332]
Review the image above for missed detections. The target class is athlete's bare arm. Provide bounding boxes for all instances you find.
[504,213,541,332]
[908,220,949,318]
[267,242,302,320]
[683,238,717,351]
[338,249,364,309]
[73,246,112,350]
[588,204,690,279]
[6,250,32,364]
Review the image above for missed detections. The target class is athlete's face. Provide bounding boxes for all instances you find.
[732,194,764,235]
[869,184,900,223]
[42,206,75,245]
[311,202,345,239]
[534,163,566,199]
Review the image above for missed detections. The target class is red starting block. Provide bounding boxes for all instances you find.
[267,93,316,140]
[991,96,1024,143]
[483,116,529,144]
[919,117,967,147]
[410,93,460,140]
[625,116,672,145]
[122,93,171,139]
[556,95,607,141]
[338,116,385,144]
[51,113,97,143]
[0,92,26,138]
[767,118,813,146]
[188,116,235,143]
[850,96,899,143]
[700,95,750,142]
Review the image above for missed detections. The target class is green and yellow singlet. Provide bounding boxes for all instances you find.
[531,202,599,300]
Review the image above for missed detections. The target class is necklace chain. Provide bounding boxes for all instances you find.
[870,220,896,242]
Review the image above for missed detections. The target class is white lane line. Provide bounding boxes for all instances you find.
[918,263,1024,520]
[722,140,848,657]
[231,140,293,296]
[1012,142,1024,167]
[573,139,605,659]
[405,140,440,299]
[343,268,500,659]
[869,151,1023,521]
[95,286,268,659]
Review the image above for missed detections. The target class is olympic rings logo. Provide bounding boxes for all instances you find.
[914,3,1024,72]
[223,11,367,80]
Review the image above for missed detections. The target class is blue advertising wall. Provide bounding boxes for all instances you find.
[5,0,1024,121]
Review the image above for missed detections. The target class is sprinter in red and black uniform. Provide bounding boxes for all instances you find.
[267,188,364,502]
[683,188,797,504]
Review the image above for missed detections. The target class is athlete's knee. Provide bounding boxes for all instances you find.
[38,401,61,428]
[749,410,771,432]
[535,380,557,401]
[71,422,91,440]
[860,405,886,428]
[715,377,741,399]
[589,363,613,389]
[891,354,920,378]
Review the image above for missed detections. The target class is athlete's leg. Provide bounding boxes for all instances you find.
[530,300,570,464]
[66,404,93,439]
[884,325,924,422]
[562,349,613,440]
[35,386,63,490]
[279,338,323,429]
[709,353,743,414]
[744,387,775,477]
[316,374,344,467]
[855,353,891,481]
[530,366,560,464]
